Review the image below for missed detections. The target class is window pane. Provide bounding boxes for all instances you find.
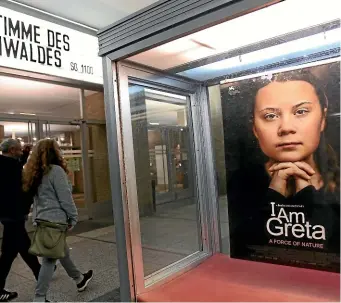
[129,85,201,277]
[0,76,80,119]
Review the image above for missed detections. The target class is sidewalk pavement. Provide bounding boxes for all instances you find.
[7,197,228,302]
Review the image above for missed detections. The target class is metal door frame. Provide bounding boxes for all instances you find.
[112,60,219,296]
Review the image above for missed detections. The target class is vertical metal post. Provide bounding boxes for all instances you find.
[37,120,44,139]
[30,122,35,143]
[79,89,93,219]
[80,88,85,119]
[27,122,31,144]
[102,56,133,302]
[48,122,51,138]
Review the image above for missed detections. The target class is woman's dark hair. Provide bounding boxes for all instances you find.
[222,65,339,192]
[22,139,68,197]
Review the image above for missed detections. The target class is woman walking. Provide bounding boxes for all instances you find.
[23,139,93,302]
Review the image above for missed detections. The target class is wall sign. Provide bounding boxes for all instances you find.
[0,7,103,84]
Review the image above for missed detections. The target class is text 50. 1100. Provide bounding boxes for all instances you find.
[70,63,94,75]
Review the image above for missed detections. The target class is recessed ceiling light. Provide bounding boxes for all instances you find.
[19,113,36,116]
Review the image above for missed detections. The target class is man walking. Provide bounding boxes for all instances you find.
[0,139,41,301]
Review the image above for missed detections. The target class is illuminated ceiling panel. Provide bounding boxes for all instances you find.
[128,0,340,70]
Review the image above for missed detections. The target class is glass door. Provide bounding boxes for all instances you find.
[39,119,90,220]
[148,127,174,204]
[114,61,219,296]
[149,125,193,204]
[0,114,39,148]
[168,126,192,201]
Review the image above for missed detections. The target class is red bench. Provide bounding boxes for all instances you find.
[138,253,340,302]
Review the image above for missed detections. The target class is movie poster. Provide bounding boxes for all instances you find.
[221,61,340,272]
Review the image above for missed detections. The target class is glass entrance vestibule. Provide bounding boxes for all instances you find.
[99,0,340,302]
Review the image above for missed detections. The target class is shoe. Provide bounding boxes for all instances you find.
[77,270,93,292]
[0,290,18,302]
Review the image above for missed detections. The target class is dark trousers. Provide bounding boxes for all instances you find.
[0,220,41,290]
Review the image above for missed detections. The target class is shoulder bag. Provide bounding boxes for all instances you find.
[29,219,68,259]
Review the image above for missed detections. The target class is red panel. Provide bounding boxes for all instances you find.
[138,254,340,302]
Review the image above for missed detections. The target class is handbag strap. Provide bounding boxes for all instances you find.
[36,219,68,231]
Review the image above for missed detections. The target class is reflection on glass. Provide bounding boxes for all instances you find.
[169,128,190,191]
[148,129,169,194]
[129,85,200,277]
[207,85,230,254]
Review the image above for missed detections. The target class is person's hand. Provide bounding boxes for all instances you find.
[268,162,315,196]
[67,224,74,232]
[293,162,316,192]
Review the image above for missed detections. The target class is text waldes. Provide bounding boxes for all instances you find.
[266,202,326,240]
[0,15,70,67]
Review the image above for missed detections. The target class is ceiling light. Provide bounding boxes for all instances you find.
[129,0,340,70]
[149,122,160,125]
[19,112,36,116]
[144,88,186,100]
